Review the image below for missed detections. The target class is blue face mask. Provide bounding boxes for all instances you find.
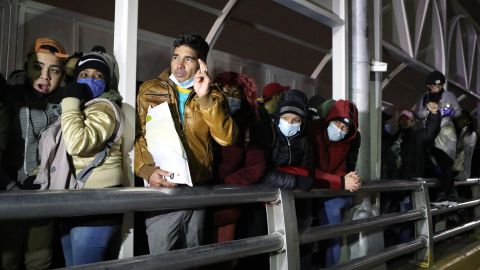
[169,74,195,89]
[278,118,301,137]
[227,97,242,114]
[77,77,106,99]
[327,121,347,141]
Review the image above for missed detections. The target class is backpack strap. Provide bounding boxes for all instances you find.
[75,98,124,184]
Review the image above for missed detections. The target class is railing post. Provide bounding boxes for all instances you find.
[412,180,434,268]
[266,189,300,270]
[471,179,480,236]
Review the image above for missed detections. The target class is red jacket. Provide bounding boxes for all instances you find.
[216,125,266,186]
[213,124,266,226]
[311,100,360,190]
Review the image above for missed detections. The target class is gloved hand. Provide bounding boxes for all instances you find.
[296,175,314,192]
[441,105,454,117]
[63,82,93,103]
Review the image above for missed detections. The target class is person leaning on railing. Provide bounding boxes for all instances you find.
[260,89,315,269]
[309,99,362,267]
[211,72,267,247]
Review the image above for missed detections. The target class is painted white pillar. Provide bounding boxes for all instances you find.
[332,0,348,100]
[114,0,138,107]
[114,0,138,259]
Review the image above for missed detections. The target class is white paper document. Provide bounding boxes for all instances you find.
[145,102,193,186]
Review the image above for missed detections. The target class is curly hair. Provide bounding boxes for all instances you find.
[214,72,258,108]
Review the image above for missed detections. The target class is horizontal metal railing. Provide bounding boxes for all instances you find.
[299,210,424,244]
[0,185,278,220]
[0,178,479,269]
[433,220,480,243]
[431,199,480,215]
[328,238,427,270]
[294,180,421,199]
[67,234,284,270]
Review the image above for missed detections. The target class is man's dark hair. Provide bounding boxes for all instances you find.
[173,33,209,61]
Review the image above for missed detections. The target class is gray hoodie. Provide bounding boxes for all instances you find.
[3,84,62,189]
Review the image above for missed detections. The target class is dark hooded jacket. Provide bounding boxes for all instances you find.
[261,90,313,190]
[311,99,360,190]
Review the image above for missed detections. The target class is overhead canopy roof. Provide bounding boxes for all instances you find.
[35,0,480,113]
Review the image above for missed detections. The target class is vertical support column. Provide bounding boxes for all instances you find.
[351,0,370,180]
[114,0,138,259]
[0,0,17,75]
[266,190,300,270]
[332,0,348,100]
[14,0,25,71]
[412,180,434,268]
[114,0,138,108]
[369,0,383,180]
[349,1,385,266]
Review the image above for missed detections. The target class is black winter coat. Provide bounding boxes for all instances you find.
[262,125,313,190]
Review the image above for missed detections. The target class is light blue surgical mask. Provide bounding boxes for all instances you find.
[327,121,347,141]
[77,77,106,98]
[169,73,195,89]
[278,118,301,137]
[227,97,242,114]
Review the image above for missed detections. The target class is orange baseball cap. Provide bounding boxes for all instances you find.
[30,37,69,60]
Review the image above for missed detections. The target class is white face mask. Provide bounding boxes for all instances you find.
[227,97,242,114]
[327,121,347,141]
[169,73,195,89]
[278,118,301,137]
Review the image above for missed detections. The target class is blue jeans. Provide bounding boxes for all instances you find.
[61,224,119,266]
[317,196,352,267]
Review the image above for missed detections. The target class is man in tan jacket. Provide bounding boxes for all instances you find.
[134,33,235,254]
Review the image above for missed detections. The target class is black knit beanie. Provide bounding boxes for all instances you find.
[74,51,112,88]
[425,70,445,85]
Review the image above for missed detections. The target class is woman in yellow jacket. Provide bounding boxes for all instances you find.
[60,49,124,266]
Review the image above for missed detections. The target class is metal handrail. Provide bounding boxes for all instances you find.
[433,220,480,243]
[431,199,480,215]
[0,185,278,220]
[299,210,424,244]
[294,180,422,199]
[328,237,427,270]
[0,177,479,269]
[423,177,480,188]
[454,178,480,186]
[67,233,284,270]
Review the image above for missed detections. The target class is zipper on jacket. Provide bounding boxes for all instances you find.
[145,93,169,97]
[287,137,292,165]
[286,133,300,165]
